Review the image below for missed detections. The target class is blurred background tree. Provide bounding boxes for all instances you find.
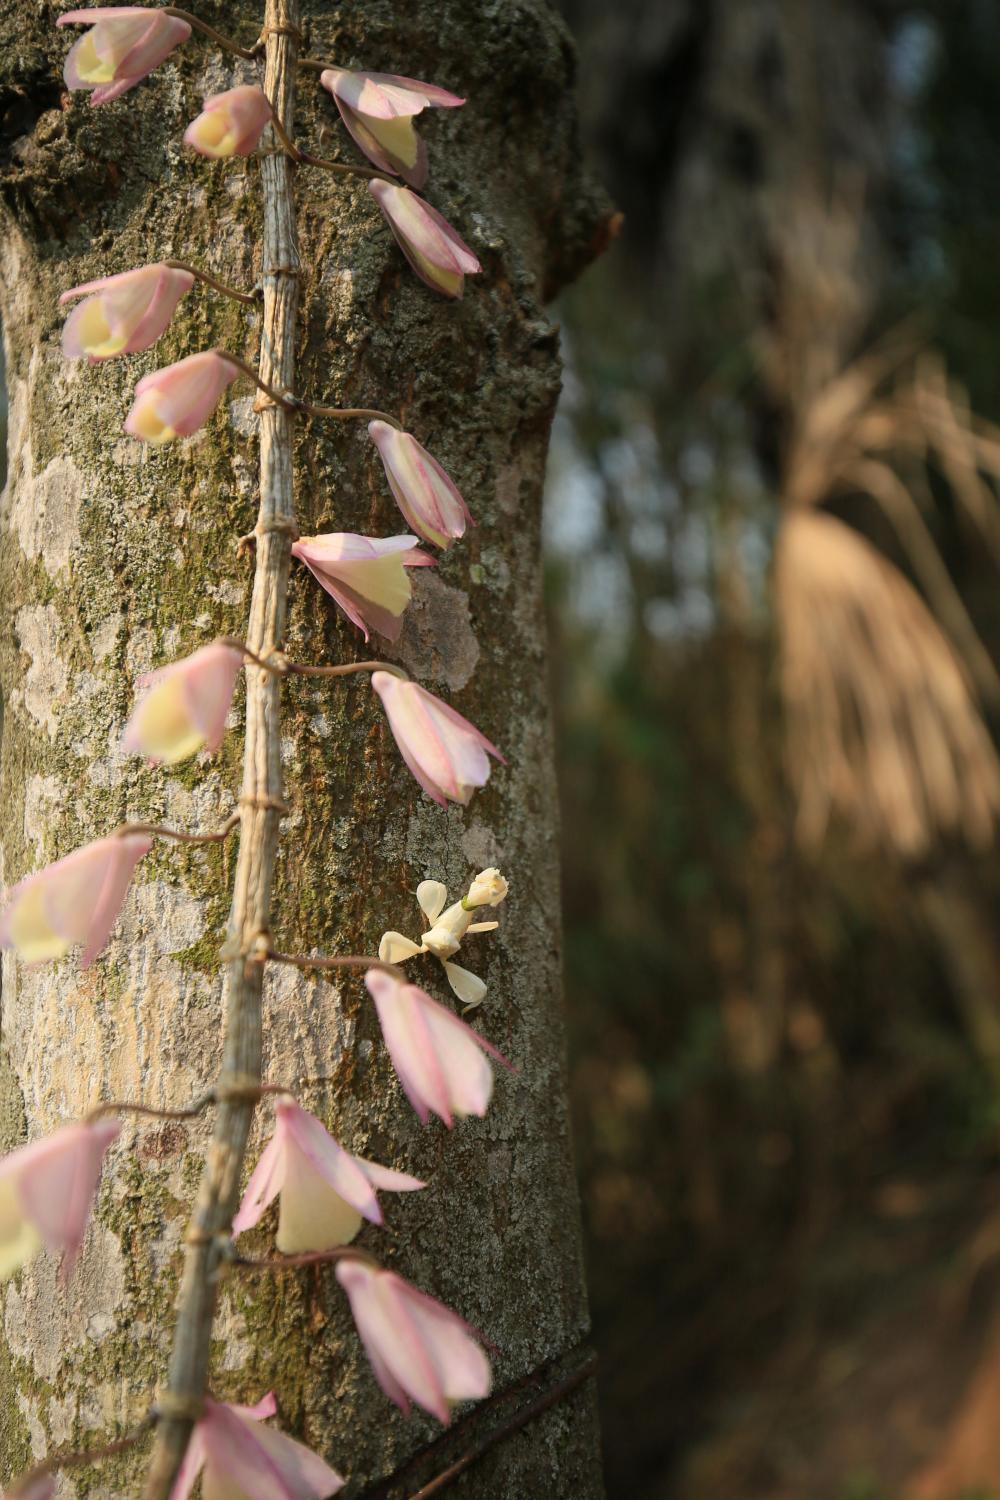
[548,1,1000,1496]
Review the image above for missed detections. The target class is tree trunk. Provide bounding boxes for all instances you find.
[0,2,608,1494]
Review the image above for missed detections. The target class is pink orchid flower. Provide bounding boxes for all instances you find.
[124,350,239,445]
[184,85,273,159]
[368,181,480,298]
[122,641,244,766]
[60,263,194,363]
[59,8,190,106]
[371,671,504,807]
[170,1393,344,1500]
[0,833,151,967]
[320,69,463,188]
[365,969,512,1127]
[336,1258,491,1424]
[233,1099,424,1251]
[0,1118,120,1281]
[292,532,434,642]
[368,421,473,550]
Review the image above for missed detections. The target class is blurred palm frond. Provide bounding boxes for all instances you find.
[775,507,1000,857]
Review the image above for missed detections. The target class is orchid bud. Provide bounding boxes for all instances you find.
[122,641,245,766]
[58,7,190,106]
[60,263,194,363]
[464,868,508,909]
[184,85,272,159]
[292,532,434,643]
[124,350,239,445]
[368,421,473,550]
[320,69,463,188]
[171,1393,345,1500]
[371,671,503,807]
[365,969,510,1126]
[0,1118,120,1281]
[233,1099,423,1252]
[0,833,151,967]
[336,1258,491,1424]
[368,180,480,298]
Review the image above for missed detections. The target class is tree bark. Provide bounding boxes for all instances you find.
[0,2,609,1494]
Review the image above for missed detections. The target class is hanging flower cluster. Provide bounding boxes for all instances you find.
[0,7,517,1497]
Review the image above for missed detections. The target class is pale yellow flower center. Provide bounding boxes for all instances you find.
[7,882,69,963]
[277,1151,363,1252]
[74,32,117,84]
[0,1177,42,1281]
[132,681,204,764]
[188,111,238,158]
[130,390,177,445]
[366,114,419,168]
[76,297,128,358]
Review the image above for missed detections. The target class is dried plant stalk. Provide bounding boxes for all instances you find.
[142,3,300,1494]
[775,509,1000,858]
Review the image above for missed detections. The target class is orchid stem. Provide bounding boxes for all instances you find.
[84,1081,291,1127]
[300,400,402,429]
[164,260,260,306]
[6,1415,154,1496]
[115,812,241,845]
[284,658,409,680]
[214,349,297,412]
[162,8,261,60]
[86,1095,215,1126]
[266,949,407,981]
[233,1246,379,1272]
[266,103,395,184]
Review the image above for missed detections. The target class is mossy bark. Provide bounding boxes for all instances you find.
[0,2,610,1493]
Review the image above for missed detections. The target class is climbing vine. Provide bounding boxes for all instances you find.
[0,5,512,1496]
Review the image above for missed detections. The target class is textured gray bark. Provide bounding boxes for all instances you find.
[0,1,610,1494]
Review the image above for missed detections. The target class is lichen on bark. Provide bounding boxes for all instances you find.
[0,2,611,1493]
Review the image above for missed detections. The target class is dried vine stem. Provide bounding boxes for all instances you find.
[142,3,300,1494]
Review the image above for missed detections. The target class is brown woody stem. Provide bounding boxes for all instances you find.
[142,6,302,1496]
[232,1246,380,1272]
[266,949,407,980]
[114,811,241,845]
[299,400,402,428]
[266,99,396,183]
[7,1416,154,1497]
[162,8,261,59]
[283,658,409,680]
[164,260,260,305]
[214,349,297,411]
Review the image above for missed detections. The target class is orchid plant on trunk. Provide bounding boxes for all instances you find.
[0,6,520,1496]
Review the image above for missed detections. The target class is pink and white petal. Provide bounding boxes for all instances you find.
[250,1422,345,1498]
[232,1134,286,1234]
[423,693,506,763]
[353,1157,425,1193]
[337,1262,447,1422]
[80,833,151,967]
[279,1105,381,1222]
[168,1420,208,1500]
[200,1404,298,1500]
[17,1119,120,1266]
[355,73,465,111]
[366,971,452,1126]
[181,642,244,749]
[416,995,494,1118]
[399,1283,491,1405]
